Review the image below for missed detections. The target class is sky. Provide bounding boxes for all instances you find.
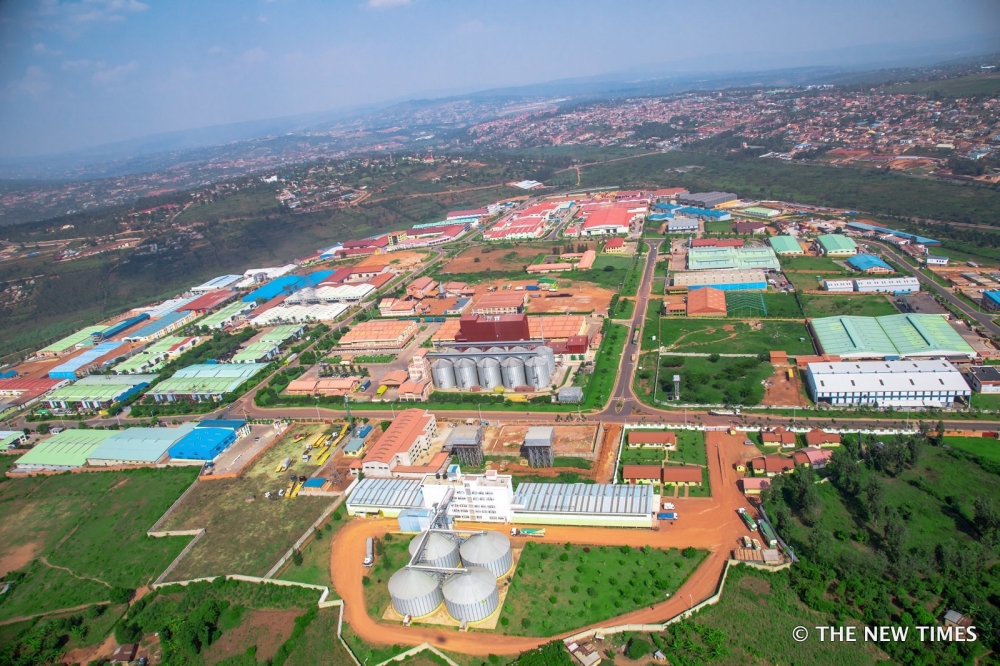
[0,0,997,159]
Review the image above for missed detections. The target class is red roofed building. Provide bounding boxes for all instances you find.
[603,237,626,253]
[0,377,67,407]
[181,290,238,314]
[627,430,677,449]
[686,287,727,317]
[793,447,834,469]
[580,206,633,236]
[321,267,355,285]
[363,272,395,290]
[622,465,662,484]
[690,238,744,248]
[653,188,690,200]
[805,429,842,447]
[740,477,771,495]
[750,455,796,477]
[761,427,797,448]
[361,409,437,477]
[661,466,704,486]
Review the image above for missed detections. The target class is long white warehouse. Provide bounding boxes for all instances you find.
[805,360,971,407]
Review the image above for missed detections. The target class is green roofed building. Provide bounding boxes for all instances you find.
[687,246,780,271]
[148,363,266,402]
[199,301,253,329]
[44,374,156,411]
[815,234,858,256]
[15,429,115,470]
[112,336,202,374]
[231,342,280,364]
[810,314,975,359]
[259,325,304,345]
[37,326,104,358]
[768,235,804,255]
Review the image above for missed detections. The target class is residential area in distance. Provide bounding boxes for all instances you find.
[2,2,1000,663]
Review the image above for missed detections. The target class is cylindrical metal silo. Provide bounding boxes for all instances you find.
[486,346,506,356]
[477,357,502,389]
[525,356,551,388]
[431,359,456,389]
[464,347,483,355]
[500,357,525,389]
[454,358,479,390]
[459,532,513,578]
[389,568,443,618]
[442,567,499,623]
[408,533,461,569]
[536,345,556,373]
[511,346,529,354]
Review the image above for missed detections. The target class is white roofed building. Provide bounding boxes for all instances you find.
[805,360,971,407]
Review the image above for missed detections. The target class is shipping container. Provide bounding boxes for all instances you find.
[657,512,679,520]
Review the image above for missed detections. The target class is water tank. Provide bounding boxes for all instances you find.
[525,356,551,388]
[408,533,461,569]
[476,357,502,389]
[536,346,556,373]
[389,568,443,618]
[454,358,479,390]
[431,359,456,389]
[442,567,499,623]
[500,357,525,389]
[459,532,513,578]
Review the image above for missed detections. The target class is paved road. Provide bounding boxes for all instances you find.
[875,241,1000,338]
[613,239,660,412]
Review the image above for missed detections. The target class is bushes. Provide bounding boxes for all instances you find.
[109,587,134,604]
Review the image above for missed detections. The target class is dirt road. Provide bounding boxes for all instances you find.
[328,431,750,655]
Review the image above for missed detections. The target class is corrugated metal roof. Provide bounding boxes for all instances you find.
[513,483,652,516]
[89,423,197,462]
[16,430,115,467]
[347,477,423,509]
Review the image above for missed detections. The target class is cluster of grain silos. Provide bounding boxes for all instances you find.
[428,346,555,391]
[389,531,513,623]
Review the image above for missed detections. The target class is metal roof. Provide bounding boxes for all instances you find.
[816,235,858,253]
[49,341,127,378]
[150,363,266,395]
[442,567,496,604]
[16,430,115,467]
[89,423,197,462]
[811,314,975,358]
[347,477,423,509]
[806,360,971,395]
[168,427,237,461]
[847,254,893,271]
[525,426,554,447]
[123,310,191,341]
[39,327,105,354]
[242,275,305,303]
[388,567,440,599]
[687,246,779,271]
[767,235,803,254]
[199,301,252,328]
[259,325,304,343]
[512,483,653,516]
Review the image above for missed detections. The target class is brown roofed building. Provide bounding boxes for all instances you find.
[471,292,527,316]
[338,320,417,349]
[686,287,727,317]
[361,409,437,477]
[622,465,662,484]
[750,455,796,477]
[761,427,797,448]
[398,378,433,402]
[740,477,771,495]
[406,276,438,300]
[804,429,842,447]
[627,430,677,449]
[661,466,703,485]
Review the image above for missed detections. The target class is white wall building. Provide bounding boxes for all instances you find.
[823,279,855,292]
[854,277,920,293]
[421,466,514,523]
[805,360,971,407]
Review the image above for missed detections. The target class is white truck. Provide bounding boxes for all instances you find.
[363,537,374,567]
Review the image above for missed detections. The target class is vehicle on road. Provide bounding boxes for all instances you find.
[364,537,375,567]
[510,528,545,537]
[738,507,758,531]
[662,502,675,511]
[657,512,679,520]
[709,409,741,416]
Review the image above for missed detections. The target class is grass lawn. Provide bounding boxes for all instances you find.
[354,354,397,363]
[497,542,706,636]
[579,322,628,410]
[277,510,349,591]
[620,447,667,465]
[971,393,1000,410]
[284,607,357,666]
[703,221,733,234]
[641,299,662,351]
[942,436,1000,463]
[685,467,712,497]
[363,536,411,619]
[798,293,900,318]
[760,292,804,318]
[0,466,198,622]
[576,255,632,290]
[780,255,850,273]
[784,271,846,292]
[552,456,593,470]
[635,355,774,405]
[611,298,636,320]
[159,425,338,580]
[671,430,708,465]
[658,318,814,355]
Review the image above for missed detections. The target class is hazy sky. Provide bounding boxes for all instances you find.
[0,0,997,159]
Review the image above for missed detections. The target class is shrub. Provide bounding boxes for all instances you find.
[109,587,134,604]
[292,549,303,566]
[626,638,652,660]
[682,547,697,559]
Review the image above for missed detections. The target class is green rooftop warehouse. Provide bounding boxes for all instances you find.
[147,363,266,402]
[687,246,780,271]
[767,235,804,256]
[43,374,156,411]
[809,314,975,360]
[815,234,858,256]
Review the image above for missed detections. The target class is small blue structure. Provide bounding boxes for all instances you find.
[94,313,151,341]
[983,291,1000,310]
[355,425,373,438]
[847,254,894,273]
[49,341,127,379]
[0,369,17,379]
[303,478,326,489]
[677,206,732,221]
[242,276,305,303]
[398,508,439,533]
[845,221,940,246]
[687,281,767,292]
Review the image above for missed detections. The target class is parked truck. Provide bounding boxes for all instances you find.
[363,537,374,567]
[277,457,291,472]
[510,528,546,538]
[657,512,679,520]
[758,520,778,547]
[709,409,741,416]
[737,507,758,532]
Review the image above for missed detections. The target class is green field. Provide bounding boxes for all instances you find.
[658,318,814,355]
[759,292,804,318]
[576,254,632,290]
[779,255,850,273]
[578,322,628,410]
[784,271,844,292]
[497,542,706,636]
[942,436,1000,463]
[0,467,198,622]
[641,299,662,351]
[885,72,1000,97]
[971,393,1000,410]
[0,602,129,665]
[611,298,635,320]
[798,293,900,318]
[635,354,774,405]
[277,509,348,590]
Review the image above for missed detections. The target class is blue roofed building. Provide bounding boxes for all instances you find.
[845,221,940,246]
[242,275,306,303]
[49,341,128,379]
[847,254,894,274]
[982,291,1000,312]
[168,419,249,461]
[122,310,197,342]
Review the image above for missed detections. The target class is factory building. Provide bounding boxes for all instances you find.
[579,206,635,236]
[678,192,737,208]
[422,466,514,523]
[86,423,198,466]
[854,277,920,293]
[284,283,375,305]
[191,275,242,294]
[672,269,767,292]
[181,289,238,314]
[338,320,418,350]
[360,409,440,478]
[686,287,728,317]
[147,363,266,402]
[665,217,699,233]
[14,429,116,470]
[251,303,349,325]
[847,254,894,274]
[815,235,858,256]
[511,483,657,528]
[810,314,975,359]
[805,360,971,407]
[49,341,130,379]
[470,292,527,316]
[121,310,197,342]
[36,326,106,358]
[427,344,556,391]
[44,374,154,411]
[768,235,804,255]
[345,478,424,517]
[447,425,484,467]
[687,246,780,271]
[167,420,249,461]
[967,366,1000,394]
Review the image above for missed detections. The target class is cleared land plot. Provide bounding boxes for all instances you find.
[576,254,633,291]
[785,271,845,292]
[482,424,599,458]
[780,255,850,273]
[0,467,197,622]
[636,354,775,405]
[798,293,899,318]
[497,542,706,637]
[442,246,543,274]
[942,436,1000,463]
[658,318,814,355]
[277,511,348,590]
[159,425,338,580]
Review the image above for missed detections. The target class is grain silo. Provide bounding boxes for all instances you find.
[441,567,499,623]
[476,357,502,389]
[459,532,513,578]
[431,359,456,389]
[536,346,556,373]
[500,357,525,389]
[524,356,551,388]
[454,358,479,390]
[408,533,461,569]
[388,568,443,618]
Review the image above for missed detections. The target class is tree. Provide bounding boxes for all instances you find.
[292,548,303,566]
[883,513,908,564]
[973,496,1000,542]
[864,476,886,521]
[109,587,134,604]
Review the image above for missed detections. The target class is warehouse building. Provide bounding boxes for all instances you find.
[768,235,804,255]
[87,423,198,466]
[815,235,858,256]
[242,275,305,303]
[230,341,280,364]
[338,320,418,350]
[113,336,201,375]
[250,303,348,325]
[49,341,129,379]
[854,277,920,293]
[346,477,424,517]
[844,221,940,246]
[259,325,304,345]
[284,283,375,305]
[511,483,656,528]
[673,269,767,291]
[805,360,971,407]
[0,430,28,450]
[579,206,635,236]
[14,429,115,471]
[44,374,154,411]
[847,254,894,274]
[200,301,254,329]
[0,377,67,409]
[981,291,1000,312]
[147,363,266,402]
[741,206,781,218]
[666,217,699,233]
[470,292,527,316]
[686,287,728,317]
[122,310,197,342]
[191,275,242,294]
[168,419,248,461]
[823,279,855,292]
[687,246,779,271]
[36,326,106,358]
[360,409,439,478]
[180,289,238,313]
[678,192,737,208]
[810,314,975,359]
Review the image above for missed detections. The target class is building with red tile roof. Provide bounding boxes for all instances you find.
[361,409,437,477]
[804,429,842,447]
[661,466,704,485]
[686,287,727,317]
[627,431,677,448]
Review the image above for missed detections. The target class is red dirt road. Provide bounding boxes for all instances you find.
[328,431,752,656]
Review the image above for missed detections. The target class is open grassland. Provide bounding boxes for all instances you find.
[658,318,814,355]
[277,510,348,591]
[785,271,844,292]
[798,293,900,318]
[577,254,634,291]
[497,542,706,637]
[159,425,337,580]
[760,292,804,318]
[0,602,129,665]
[942,436,1000,463]
[362,536,410,620]
[611,297,635,320]
[0,466,198,622]
[779,255,850,273]
[635,354,774,405]
[884,73,1000,97]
